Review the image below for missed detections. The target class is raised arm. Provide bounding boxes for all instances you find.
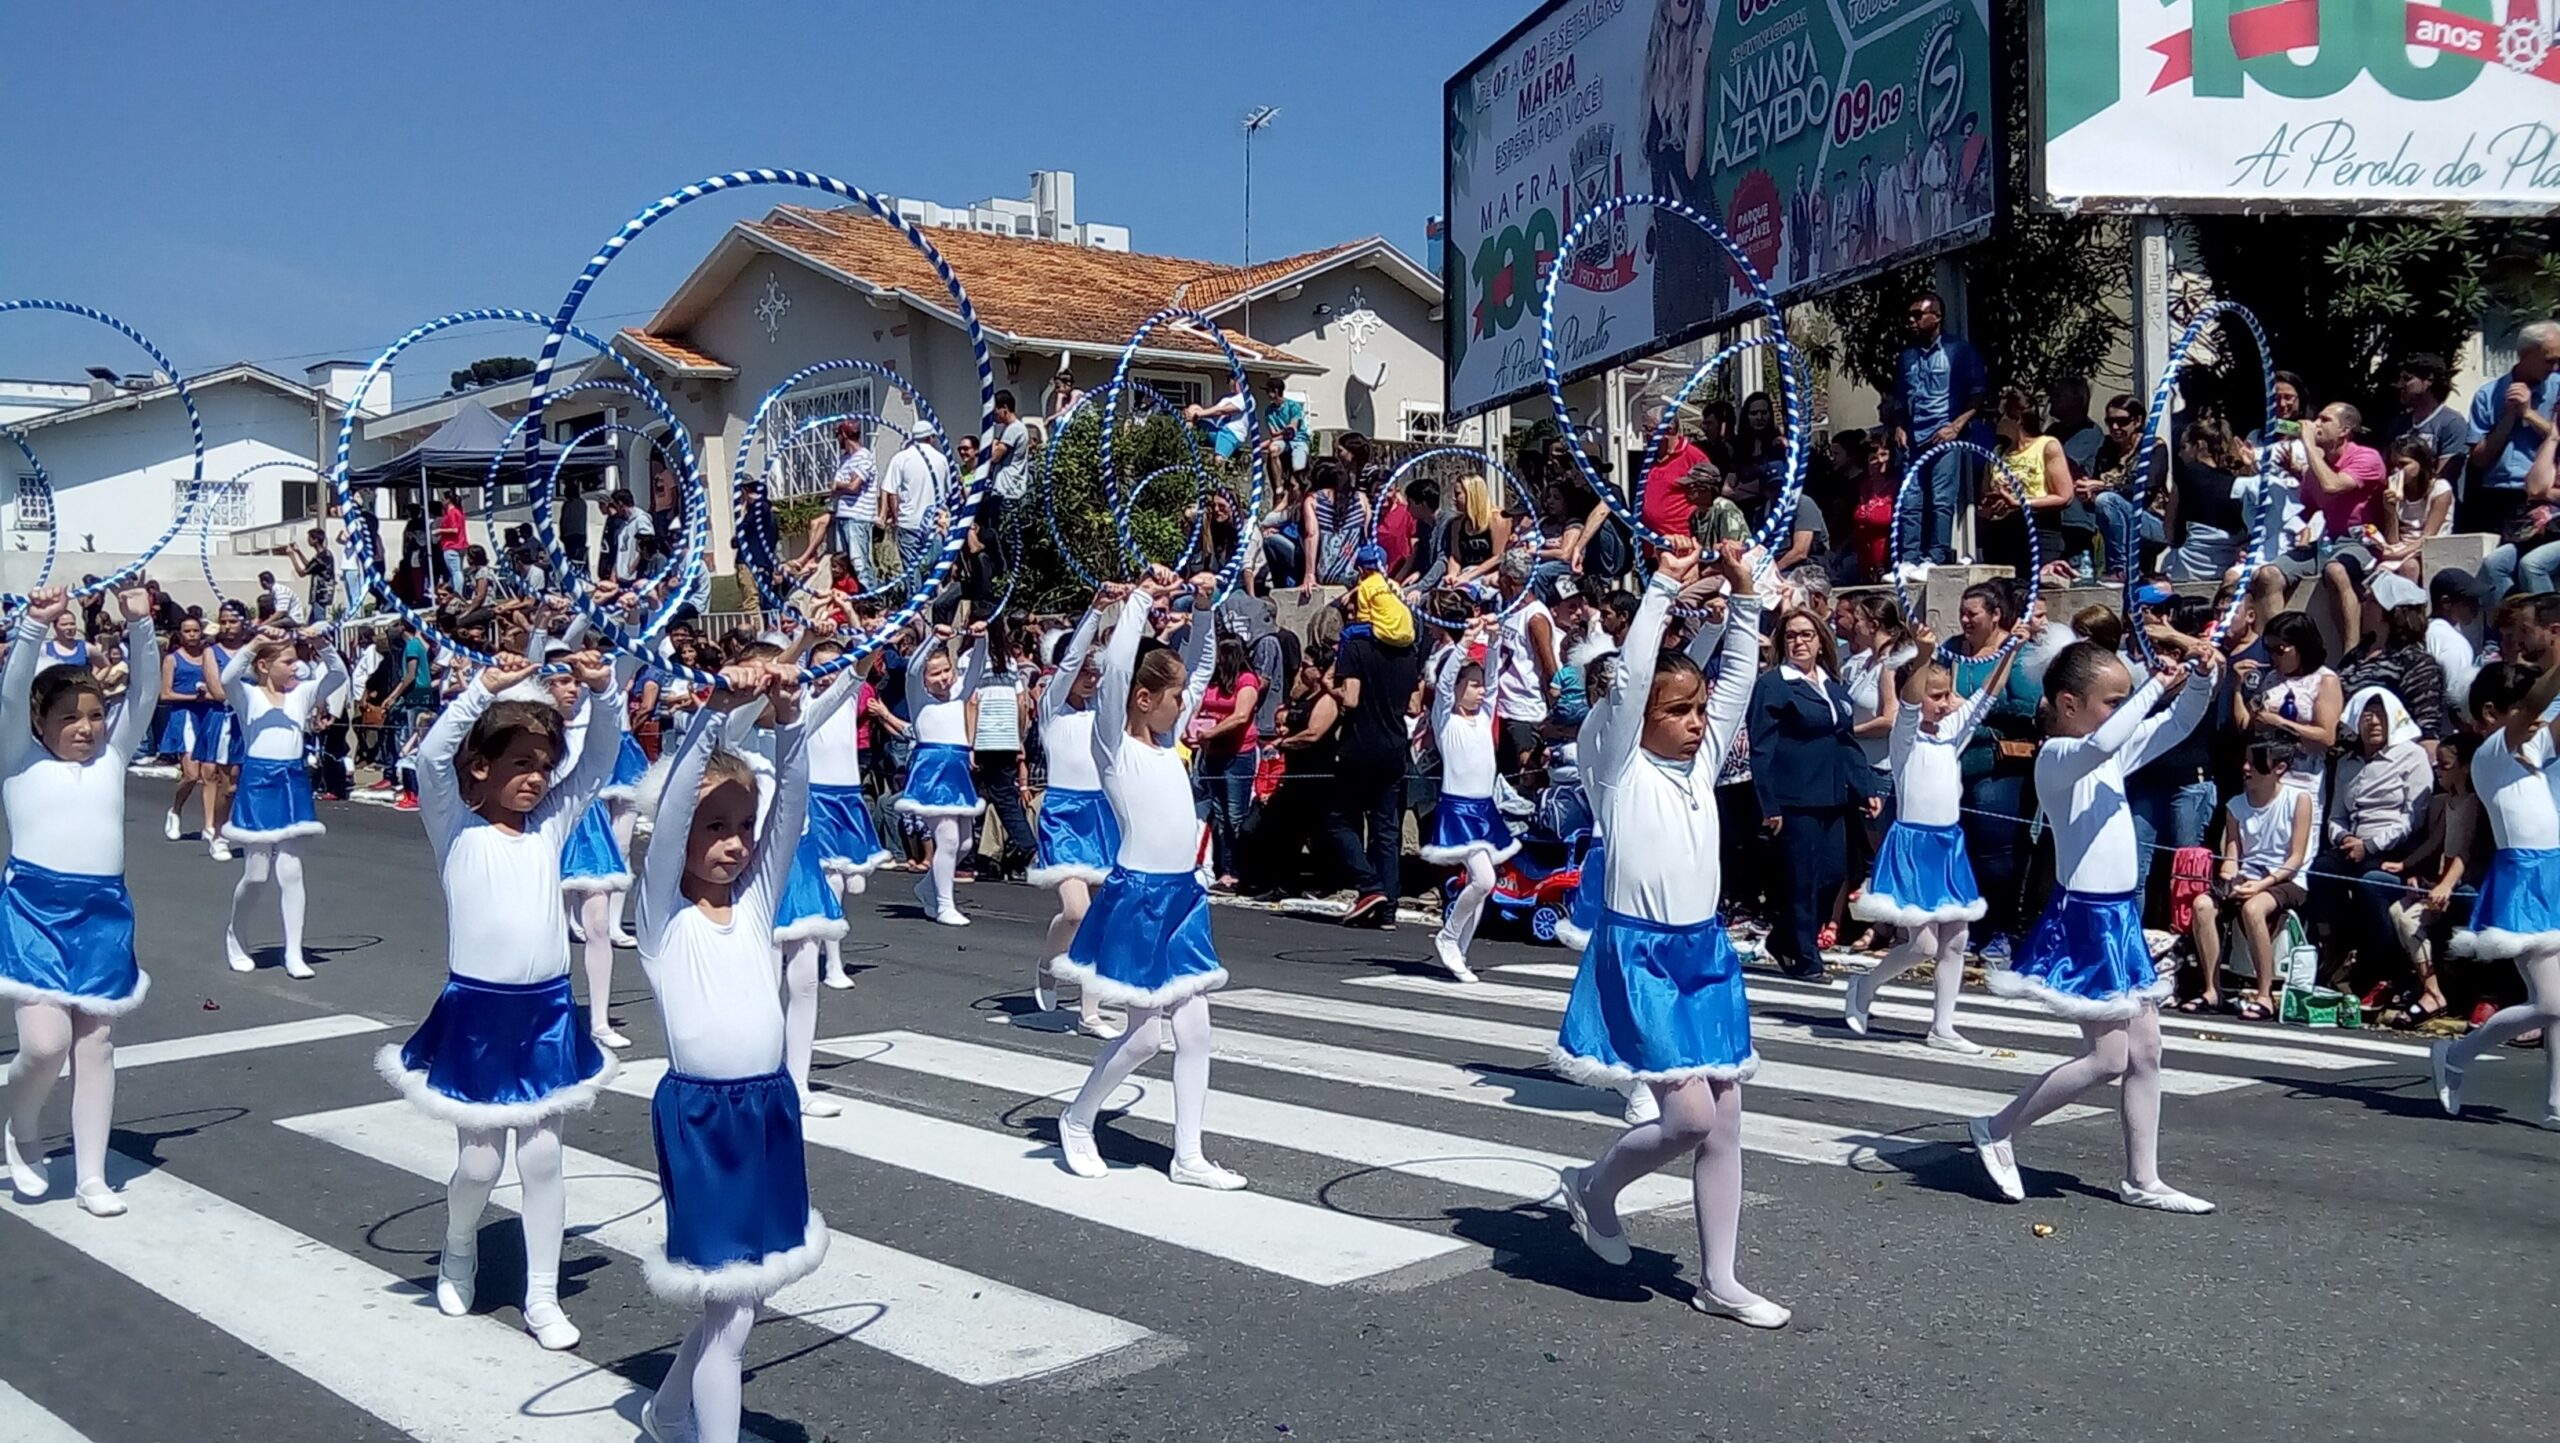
[417,676,499,852]
[638,704,725,942]
[954,632,990,700]
[1429,634,1469,736]
[1089,594,1149,777]
[0,611,49,775]
[1171,602,1218,738]
[2120,664,2218,775]
[800,667,863,735]
[1702,590,1763,770]
[1586,573,1676,792]
[109,617,161,758]
[218,637,258,711]
[1039,605,1107,725]
[743,719,809,926]
[534,675,628,844]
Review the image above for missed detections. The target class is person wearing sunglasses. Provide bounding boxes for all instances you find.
[1889,291,1989,567]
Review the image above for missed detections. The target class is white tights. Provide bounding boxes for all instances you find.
[927,818,962,914]
[3,1003,114,1196]
[1861,921,1970,1036]
[2446,952,2560,1118]
[445,1121,568,1316]
[1579,1076,1760,1306]
[575,892,617,1038]
[1065,994,1214,1166]
[225,840,308,971]
[783,941,820,1099]
[654,1301,756,1443]
[608,802,639,936]
[1436,853,1496,957]
[1985,1010,2168,1189]
[1040,879,1104,1024]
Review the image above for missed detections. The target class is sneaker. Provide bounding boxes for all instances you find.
[207,836,233,862]
[1967,1117,2024,1202]
[1842,972,1875,1036]
[1168,1158,1249,1191]
[1978,935,2013,967]
[1621,1084,1660,1126]
[1432,937,1479,984]
[1558,1165,1630,1265]
[1056,1118,1107,1178]
[1342,891,1391,927]
[73,1181,128,1218]
[801,1092,843,1119]
[434,1246,476,1316]
[1925,1030,1987,1056]
[2430,1039,2465,1117]
[2468,998,2501,1028]
[392,792,420,813]
[1073,1015,1124,1041]
[2117,1180,2216,1214]
[592,1026,632,1051]
[1689,1291,1791,1330]
[162,809,182,841]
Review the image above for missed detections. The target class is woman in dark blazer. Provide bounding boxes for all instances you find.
[1748,608,1882,979]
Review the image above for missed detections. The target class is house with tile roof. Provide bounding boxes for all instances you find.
[606,204,1456,568]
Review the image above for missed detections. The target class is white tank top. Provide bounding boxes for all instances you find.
[2224,789,2303,879]
[1494,600,1551,723]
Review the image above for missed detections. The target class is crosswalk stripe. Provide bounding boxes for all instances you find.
[2,1014,391,1075]
[1479,965,2392,1071]
[1216,988,2095,1124]
[277,1101,1158,1387]
[0,1380,89,1443]
[2,1151,650,1443]
[1493,961,2432,1060]
[1346,976,2250,1095]
[814,1030,1693,1216]
[1202,1025,1942,1166]
[606,1060,1465,1286]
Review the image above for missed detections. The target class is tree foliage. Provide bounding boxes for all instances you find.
[448,356,535,393]
[1007,407,1243,616]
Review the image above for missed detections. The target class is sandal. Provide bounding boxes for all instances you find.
[2177,997,2216,1014]
[2234,999,2273,1022]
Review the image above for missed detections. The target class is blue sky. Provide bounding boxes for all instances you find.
[0,0,1498,390]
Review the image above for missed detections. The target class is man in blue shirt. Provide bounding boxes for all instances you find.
[1890,290,1990,565]
[2467,321,2560,536]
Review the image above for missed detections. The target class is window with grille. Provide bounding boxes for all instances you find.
[1401,402,1455,444]
[11,476,50,531]
[761,380,878,500]
[176,477,250,528]
[1131,371,1208,412]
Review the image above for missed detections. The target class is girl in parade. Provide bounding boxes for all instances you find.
[898,619,990,927]
[200,599,254,861]
[2,584,157,1215]
[1968,638,2220,1214]
[219,623,346,980]
[1423,614,1516,985]
[800,632,894,984]
[159,612,225,846]
[1027,597,1124,1039]
[38,605,88,669]
[1550,538,1790,1329]
[596,661,659,948]
[633,661,828,1443]
[534,591,648,1049]
[2431,657,2560,1128]
[1841,623,2027,1053]
[375,641,624,1351]
[1052,571,1245,1190]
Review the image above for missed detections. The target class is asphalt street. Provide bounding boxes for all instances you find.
[1,793,2551,1443]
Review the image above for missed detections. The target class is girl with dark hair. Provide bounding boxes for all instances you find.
[1422,616,1517,984]
[1969,639,2220,1215]
[1026,596,1124,1039]
[2235,610,2343,830]
[1947,582,2043,963]
[218,625,348,981]
[1300,457,1375,591]
[1980,388,2079,585]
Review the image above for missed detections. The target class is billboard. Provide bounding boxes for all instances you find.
[1443,0,1997,421]
[2038,1,2560,214]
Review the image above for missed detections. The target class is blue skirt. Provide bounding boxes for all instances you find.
[645,1068,826,1305]
[601,731,648,802]
[1988,889,2168,1020]
[1421,793,1521,866]
[895,742,981,817]
[808,783,892,879]
[160,702,230,764]
[0,859,147,1016]
[1556,839,1604,952]
[2453,846,2560,961]
[375,973,615,1127]
[223,755,322,844]
[1052,866,1226,1007]
[1851,820,1985,927]
[1553,908,1756,1085]
[1028,786,1119,888]
[776,829,848,944]
[560,801,630,893]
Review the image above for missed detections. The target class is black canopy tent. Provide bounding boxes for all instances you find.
[344,400,621,565]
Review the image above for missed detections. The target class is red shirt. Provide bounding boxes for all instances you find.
[1375,495,1416,574]
[2304,440,2388,539]
[436,501,468,553]
[1641,436,1707,542]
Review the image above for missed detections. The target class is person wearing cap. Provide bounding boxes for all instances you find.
[1340,543,1413,648]
[881,420,951,584]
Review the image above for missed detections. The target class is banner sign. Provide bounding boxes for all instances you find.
[1442,0,1997,421]
[2038,1,2560,214]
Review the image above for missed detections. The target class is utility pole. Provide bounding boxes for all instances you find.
[1243,106,1280,338]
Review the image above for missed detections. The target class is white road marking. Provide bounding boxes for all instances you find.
[0,1380,91,1443]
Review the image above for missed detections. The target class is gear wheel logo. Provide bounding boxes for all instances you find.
[2499,15,2554,74]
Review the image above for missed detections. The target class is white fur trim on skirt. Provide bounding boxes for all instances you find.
[1544,1042,1761,1088]
[559,871,633,896]
[1849,893,1988,927]
[643,1208,830,1305]
[0,968,150,1018]
[820,852,894,880]
[370,1043,619,1129]
[1553,918,1591,952]
[220,819,326,846]
[1025,861,1111,889]
[774,915,850,945]
[1983,968,2174,1021]
[1044,957,1229,1010]
[1417,835,1524,867]
[2449,926,2560,961]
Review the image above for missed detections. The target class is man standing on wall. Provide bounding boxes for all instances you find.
[1890,290,1989,566]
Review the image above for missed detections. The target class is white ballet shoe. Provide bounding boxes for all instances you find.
[591,1026,632,1051]
[2430,1040,2465,1117]
[2117,1181,2216,1214]
[224,934,256,973]
[1924,1029,1986,1056]
[1842,973,1875,1036]
[1056,1118,1107,1178]
[608,928,638,949]
[822,964,855,991]
[931,906,971,927]
[1621,1084,1660,1126]
[801,1092,843,1119]
[282,954,315,981]
[1968,1117,2024,1202]
[522,1300,581,1350]
[1033,979,1058,1013]
[74,1181,127,1218]
[1168,1157,1249,1191]
[1558,1165,1630,1265]
[434,1246,476,1316]
[162,809,182,841]
[1073,1014,1123,1041]
[1433,937,1479,984]
[1690,1290,1791,1330]
[640,1395,698,1443]
[207,836,233,862]
[4,1120,50,1199]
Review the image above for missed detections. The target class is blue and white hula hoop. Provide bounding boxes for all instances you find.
[1535,196,1812,557]
[2126,300,2286,662]
[1373,446,1546,627]
[730,357,950,614]
[195,459,330,609]
[741,410,945,623]
[1102,306,1264,600]
[1888,439,2042,668]
[1,300,207,599]
[0,427,59,611]
[1040,376,1212,589]
[523,171,996,686]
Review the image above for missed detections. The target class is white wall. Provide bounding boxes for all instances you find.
[1242,264,1449,443]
